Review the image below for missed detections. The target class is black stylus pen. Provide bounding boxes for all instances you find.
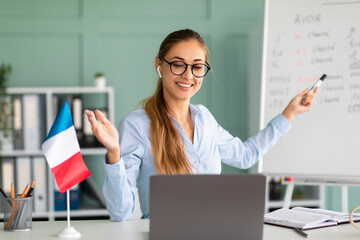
[294,227,308,238]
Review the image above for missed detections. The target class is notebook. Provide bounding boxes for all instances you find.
[264,207,360,230]
[150,174,266,240]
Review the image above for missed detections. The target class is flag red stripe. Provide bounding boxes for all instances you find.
[51,151,92,193]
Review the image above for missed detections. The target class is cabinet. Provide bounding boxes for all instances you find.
[0,87,114,220]
[265,177,325,213]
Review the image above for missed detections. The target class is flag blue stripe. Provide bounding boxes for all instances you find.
[44,100,74,141]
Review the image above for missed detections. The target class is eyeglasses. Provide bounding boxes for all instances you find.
[160,57,211,78]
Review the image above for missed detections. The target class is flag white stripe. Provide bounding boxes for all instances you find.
[42,126,80,168]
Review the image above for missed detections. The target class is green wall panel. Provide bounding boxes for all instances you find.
[215,34,248,139]
[98,35,162,122]
[212,0,263,20]
[0,34,81,87]
[98,0,209,19]
[0,0,81,18]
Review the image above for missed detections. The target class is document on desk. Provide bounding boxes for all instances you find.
[264,207,360,230]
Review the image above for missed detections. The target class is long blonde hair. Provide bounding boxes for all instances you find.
[142,29,210,174]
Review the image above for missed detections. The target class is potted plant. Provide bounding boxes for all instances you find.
[0,63,12,154]
[94,72,106,89]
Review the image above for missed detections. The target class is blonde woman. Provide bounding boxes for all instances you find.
[85,29,317,221]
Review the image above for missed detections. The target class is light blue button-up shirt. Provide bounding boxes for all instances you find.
[103,104,291,221]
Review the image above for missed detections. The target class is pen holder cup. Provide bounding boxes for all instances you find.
[2,195,32,231]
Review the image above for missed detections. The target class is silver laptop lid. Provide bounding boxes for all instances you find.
[150,174,266,240]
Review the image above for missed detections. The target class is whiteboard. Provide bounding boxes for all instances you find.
[260,0,360,178]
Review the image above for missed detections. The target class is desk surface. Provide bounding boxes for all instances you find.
[1,219,360,240]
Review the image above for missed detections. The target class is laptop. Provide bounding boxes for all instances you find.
[150,174,266,240]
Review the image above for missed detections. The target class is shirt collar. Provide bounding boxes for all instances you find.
[167,103,200,126]
[189,103,199,119]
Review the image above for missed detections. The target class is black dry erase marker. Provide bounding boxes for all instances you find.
[309,74,327,93]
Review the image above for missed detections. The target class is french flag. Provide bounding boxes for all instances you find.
[41,100,91,194]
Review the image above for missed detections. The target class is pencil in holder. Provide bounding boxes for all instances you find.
[3,194,32,231]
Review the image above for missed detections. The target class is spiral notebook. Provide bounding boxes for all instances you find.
[264,207,360,230]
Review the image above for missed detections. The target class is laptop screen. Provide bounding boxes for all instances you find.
[150,174,266,240]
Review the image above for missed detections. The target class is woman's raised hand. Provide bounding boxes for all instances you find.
[84,109,120,164]
[282,87,318,122]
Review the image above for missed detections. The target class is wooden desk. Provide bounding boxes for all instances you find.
[1,219,360,239]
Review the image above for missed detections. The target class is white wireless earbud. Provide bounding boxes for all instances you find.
[157,66,162,78]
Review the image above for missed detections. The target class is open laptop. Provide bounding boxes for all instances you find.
[150,174,266,240]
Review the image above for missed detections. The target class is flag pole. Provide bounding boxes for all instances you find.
[57,190,81,238]
[67,189,70,228]
[42,100,91,239]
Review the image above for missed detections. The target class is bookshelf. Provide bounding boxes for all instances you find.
[265,177,325,213]
[0,87,114,220]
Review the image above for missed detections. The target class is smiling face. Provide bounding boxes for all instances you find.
[157,40,207,105]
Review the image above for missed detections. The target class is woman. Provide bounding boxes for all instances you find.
[85,29,317,221]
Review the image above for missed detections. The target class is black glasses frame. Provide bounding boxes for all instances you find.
[159,57,211,78]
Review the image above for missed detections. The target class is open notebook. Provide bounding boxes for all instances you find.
[264,207,360,230]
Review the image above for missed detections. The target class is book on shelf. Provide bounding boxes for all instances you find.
[14,157,31,194]
[0,96,13,152]
[13,95,23,150]
[70,184,81,210]
[264,207,360,230]
[50,94,110,149]
[0,95,45,152]
[54,187,66,211]
[72,96,84,147]
[1,158,15,194]
[54,179,81,211]
[32,156,48,213]
[22,94,46,150]
[0,158,14,213]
